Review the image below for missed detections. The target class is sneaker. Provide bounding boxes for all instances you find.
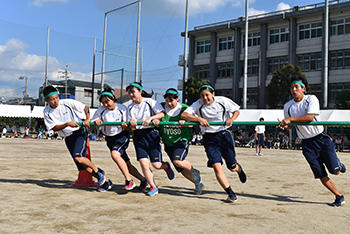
[340,163,346,173]
[146,186,159,197]
[139,179,148,191]
[255,153,259,156]
[164,162,175,180]
[96,168,106,186]
[258,152,263,156]
[237,163,247,183]
[124,179,136,190]
[192,168,201,185]
[331,195,345,207]
[194,182,204,195]
[225,193,237,203]
[97,179,113,192]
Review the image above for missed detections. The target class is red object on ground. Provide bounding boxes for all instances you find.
[71,138,97,187]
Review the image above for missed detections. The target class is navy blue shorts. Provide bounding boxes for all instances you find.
[164,140,189,172]
[65,128,88,171]
[105,131,130,162]
[133,128,162,163]
[202,130,237,170]
[257,133,264,146]
[302,132,343,179]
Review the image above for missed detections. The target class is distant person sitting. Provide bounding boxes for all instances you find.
[255,117,265,156]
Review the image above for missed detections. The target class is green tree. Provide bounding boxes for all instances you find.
[267,64,305,108]
[184,77,207,105]
[336,89,350,109]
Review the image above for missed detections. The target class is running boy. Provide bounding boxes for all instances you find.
[279,76,346,207]
[153,88,204,194]
[181,83,247,203]
[126,82,175,197]
[91,88,147,191]
[43,86,112,191]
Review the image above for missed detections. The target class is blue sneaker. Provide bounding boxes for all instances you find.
[194,182,204,195]
[147,186,159,197]
[97,180,112,192]
[96,168,106,186]
[331,195,345,207]
[192,168,201,185]
[340,163,346,173]
[225,193,237,203]
[237,163,247,183]
[164,162,175,180]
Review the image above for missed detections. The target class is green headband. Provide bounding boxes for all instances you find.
[200,84,215,91]
[165,90,178,95]
[100,92,114,98]
[45,91,59,99]
[292,80,307,94]
[129,83,143,91]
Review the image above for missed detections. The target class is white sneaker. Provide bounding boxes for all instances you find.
[255,153,259,156]
[258,152,263,156]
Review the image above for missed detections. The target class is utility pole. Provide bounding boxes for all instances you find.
[323,0,329,109]
[91,37,96,108]
[45,26,50,87]
[135,0,142,82]
[182,0,189,103]
[58,65,70,99]
[18,76,28,103]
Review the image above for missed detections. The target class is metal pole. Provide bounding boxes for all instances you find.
[243,0,249,109]
[140,46,143,84]
[182,0,189,103]
[323,0,329,109]
[121,68,124,98]
[101,13,107,91]
[45,26,50,87]
[65,65,68,99]
[24,76,28,99]
[91,37,96,108]
[134,0,141,82]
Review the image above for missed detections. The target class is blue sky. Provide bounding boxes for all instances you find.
[0,0,319,99]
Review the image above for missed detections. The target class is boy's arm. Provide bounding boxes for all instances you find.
[279,114,315,129]
[181,112,209,127]
[82,106,91,127]
[226,110,240,126]
[52,121,79,131]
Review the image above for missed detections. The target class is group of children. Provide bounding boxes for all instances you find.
[43,75,346,206]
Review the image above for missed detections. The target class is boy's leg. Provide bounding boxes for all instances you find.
[111,151,131,181]
[126,161,146,181]
[213,162,230,189]
[320,176,342,196]
[140,158,156,188]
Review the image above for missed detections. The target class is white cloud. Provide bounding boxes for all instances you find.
[276,2,291,11]
[29,0,69,7]
[248,8,267,16]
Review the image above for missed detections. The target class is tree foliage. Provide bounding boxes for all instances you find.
[184,77,207,105]
[267,64,305,108]
[336,89,350,109]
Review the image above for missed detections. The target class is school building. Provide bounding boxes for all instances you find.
[182,0,350,108]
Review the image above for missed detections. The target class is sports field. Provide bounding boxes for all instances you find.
[0,138,349,233]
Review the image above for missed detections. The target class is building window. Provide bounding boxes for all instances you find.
[248,88,258,105]
[330,50,350,69]
[196,40,211,54]
[243,32,261,47]
[297,53,322,72]
[330,18,350,36]
[194,64,210,79]
[248,59,259,75]
[267,56,289,73]
[299,23,322,40]
[269,27,289,44]
[217,62,233,78]
[215,89,232,99]
[84,89,92,97]
[218,36,234,51]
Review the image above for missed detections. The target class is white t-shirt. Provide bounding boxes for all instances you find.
[283,95,323,140]
[255,125,265,134]
[91,103,127,136]
[43,99,86,137]
[164,102,182,117]
[127,97,164,129]
[185,96,240,133]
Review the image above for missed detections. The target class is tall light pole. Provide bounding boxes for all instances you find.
[243,0,249,109]
[58,65,70,99]
[182,0,189,103]
[134,0,142,82]
[323,0,329,109]
[45,26,50,87]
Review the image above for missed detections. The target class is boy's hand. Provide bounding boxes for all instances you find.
[67,121,79,128]
[226,119,234,127]
[198,117,210,127]
[130,118,137,127]
[94,120,103,127]
[152,119,160,127]
[179,120,185,125]
[121,122,129,130]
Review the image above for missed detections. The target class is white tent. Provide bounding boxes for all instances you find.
[0,104,31,118]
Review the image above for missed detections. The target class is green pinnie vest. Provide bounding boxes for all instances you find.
[160,102,193,146]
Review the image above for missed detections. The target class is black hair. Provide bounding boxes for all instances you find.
[259,117,264,121]
[43,86,58,99]
[126,82,154,98]
[163,88,179,100]
[99,87,116,102]
[291,74,310,94]
[199,82,215,94]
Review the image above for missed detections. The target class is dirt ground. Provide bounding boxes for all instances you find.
[0,138,349,233]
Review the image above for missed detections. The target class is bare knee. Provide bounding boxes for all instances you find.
[151,162,162,169]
